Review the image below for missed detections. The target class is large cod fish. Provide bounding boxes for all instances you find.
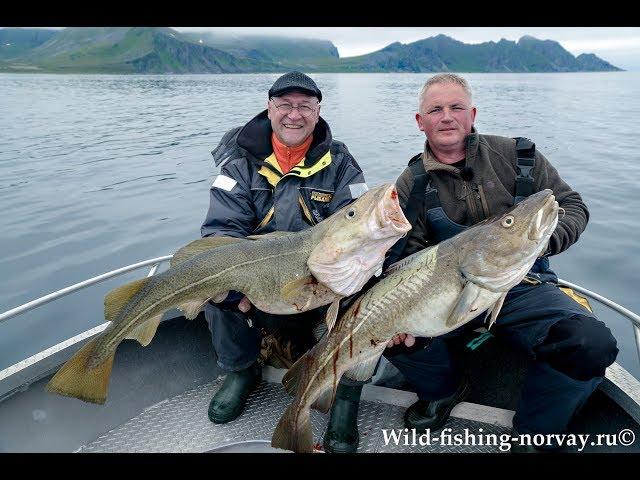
[272,189,560,453]
[46,183,411,404]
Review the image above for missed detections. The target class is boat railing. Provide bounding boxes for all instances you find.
[1,256,640,384]
[0,255,173,383]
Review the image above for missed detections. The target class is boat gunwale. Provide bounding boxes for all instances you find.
[1,256,640,425]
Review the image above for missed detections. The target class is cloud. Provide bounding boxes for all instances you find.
[170,27,640,69]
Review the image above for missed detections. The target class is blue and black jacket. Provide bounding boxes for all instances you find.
[201,110,367,238]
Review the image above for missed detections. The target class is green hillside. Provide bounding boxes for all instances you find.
[181,32,339,67]
[0,28,57,60]
[0,27,280,73]
[0,28,622,74]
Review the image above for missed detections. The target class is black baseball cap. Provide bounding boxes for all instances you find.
[268,71,322,102]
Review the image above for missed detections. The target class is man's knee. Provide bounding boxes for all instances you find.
[535,314,618,381]
[203,303,217,332]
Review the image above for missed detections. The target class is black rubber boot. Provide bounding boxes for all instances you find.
[208,362,262,424]
[322,383,363,453]
[404,376,470,431]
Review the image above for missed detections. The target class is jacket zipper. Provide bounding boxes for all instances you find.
[463,181,480,224]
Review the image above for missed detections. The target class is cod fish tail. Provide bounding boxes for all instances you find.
[271,403,314,453]
[45,338,115,405]
[45,276,155,404]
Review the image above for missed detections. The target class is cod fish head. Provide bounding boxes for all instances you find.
[458,189,559,292]
[308,183,411,296]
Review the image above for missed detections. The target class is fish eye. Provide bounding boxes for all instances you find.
[346,208,356,219]
[501,215,514,227]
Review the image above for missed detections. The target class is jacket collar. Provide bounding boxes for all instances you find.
[236,109,332,167]
[465,127,480,159]
[422,126,480,174]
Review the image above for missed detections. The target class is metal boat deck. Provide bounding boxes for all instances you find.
[77,367,512,453]
[2,256,640,453]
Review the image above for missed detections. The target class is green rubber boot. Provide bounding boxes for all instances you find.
[208,362,262,424]
[322,383,363,453]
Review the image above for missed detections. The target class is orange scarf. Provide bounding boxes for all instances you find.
[271,133,313,174]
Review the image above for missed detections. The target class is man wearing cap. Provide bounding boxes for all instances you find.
[200,71,368,453]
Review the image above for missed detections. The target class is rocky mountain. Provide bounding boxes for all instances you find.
[0,27,281,73]
[0,28,622,73]
[336,34,622,72]
[180,31,339,67]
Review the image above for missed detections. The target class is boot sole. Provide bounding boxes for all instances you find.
[323,436,359,454]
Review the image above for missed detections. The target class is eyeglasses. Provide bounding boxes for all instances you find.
[270,98,318,118]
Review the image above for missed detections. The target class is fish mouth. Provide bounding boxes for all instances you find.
[528,193,559,241]
[377,184,411,234]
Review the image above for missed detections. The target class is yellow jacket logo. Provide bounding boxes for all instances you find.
[310,191,333,203]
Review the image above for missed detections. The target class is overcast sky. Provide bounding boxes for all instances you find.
[173,27,640,71]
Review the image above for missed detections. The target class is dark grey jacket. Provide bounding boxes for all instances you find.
[396,130,589,257]
[201,110,367,238]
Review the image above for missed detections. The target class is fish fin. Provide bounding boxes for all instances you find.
[271,404,314,453]
[312,320,328,341]
[310,385,336,413]
[325,298,341,333]
[282,351,309,396]
[283,351,333,413]
[247,231,291,240]
[104,278,150,323]
[281,275,317,300]
[485,293,507,331]
[446,281,482,328]
[177,299,207,320]
[343,352,383,382]
[125,314,162,346]
[170,237,245,267]
[45,338,115,405]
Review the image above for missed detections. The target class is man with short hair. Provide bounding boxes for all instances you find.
[200,71,368,452]
[382,73,619,452]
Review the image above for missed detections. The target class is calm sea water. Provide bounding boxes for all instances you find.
[1,72,639,378]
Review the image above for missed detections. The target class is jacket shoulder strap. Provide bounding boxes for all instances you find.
[513,136,536,204]
[384,155,430,268]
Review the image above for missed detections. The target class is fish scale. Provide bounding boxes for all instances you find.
[272,189,560,453]
[45,183,412,405]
